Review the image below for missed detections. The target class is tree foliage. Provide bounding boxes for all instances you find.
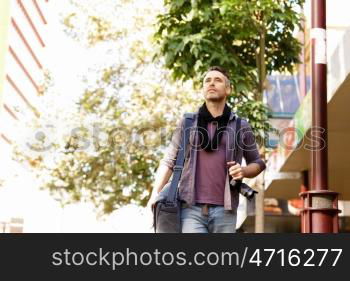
[13,0,199,214]
[154,0,305,139]
[13,0,305,215]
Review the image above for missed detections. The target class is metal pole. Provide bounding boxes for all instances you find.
[311,0,327,191]
[300,0,340,233]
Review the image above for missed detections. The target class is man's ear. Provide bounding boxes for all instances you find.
[226,84,232,96]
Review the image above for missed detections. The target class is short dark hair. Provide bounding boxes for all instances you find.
[204,66,231,86]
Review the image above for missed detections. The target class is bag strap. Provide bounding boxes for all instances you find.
[234,117,241,162]
[230,117,241,186]
[166,113,194,204]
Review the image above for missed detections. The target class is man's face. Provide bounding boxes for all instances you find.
[202,70,231,102]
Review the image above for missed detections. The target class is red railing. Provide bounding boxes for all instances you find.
[11,18,43,69]
[9,46,40,94]
[17,0,45,47]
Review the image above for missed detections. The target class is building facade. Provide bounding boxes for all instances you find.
[0,0,50,233]
[264,0,350,232]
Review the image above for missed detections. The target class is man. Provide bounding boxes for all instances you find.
[147,66,266,233]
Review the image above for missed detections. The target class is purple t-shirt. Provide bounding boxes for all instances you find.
[195,122,228,205]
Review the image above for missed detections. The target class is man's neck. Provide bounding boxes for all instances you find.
[205,101,226,117]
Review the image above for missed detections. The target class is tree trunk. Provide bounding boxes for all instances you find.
[255,180,265,233]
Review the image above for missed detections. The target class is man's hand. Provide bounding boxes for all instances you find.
[146,165,173,212]
[146,192,159,211]
[227,161,246,180]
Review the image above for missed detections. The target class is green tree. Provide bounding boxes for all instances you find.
[13,0,304,216]
[13,0,199,215]
[154,0,304,139]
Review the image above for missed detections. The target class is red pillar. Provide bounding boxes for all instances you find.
[299,0,340,233]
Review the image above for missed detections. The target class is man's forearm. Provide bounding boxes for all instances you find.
[151,164,173,196]
[243,163,263,178]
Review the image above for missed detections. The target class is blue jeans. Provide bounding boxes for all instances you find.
[180,203,237,233]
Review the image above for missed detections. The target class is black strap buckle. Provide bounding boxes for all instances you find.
[173,165,183,171]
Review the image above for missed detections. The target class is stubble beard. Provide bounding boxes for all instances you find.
[205,93,226,103]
